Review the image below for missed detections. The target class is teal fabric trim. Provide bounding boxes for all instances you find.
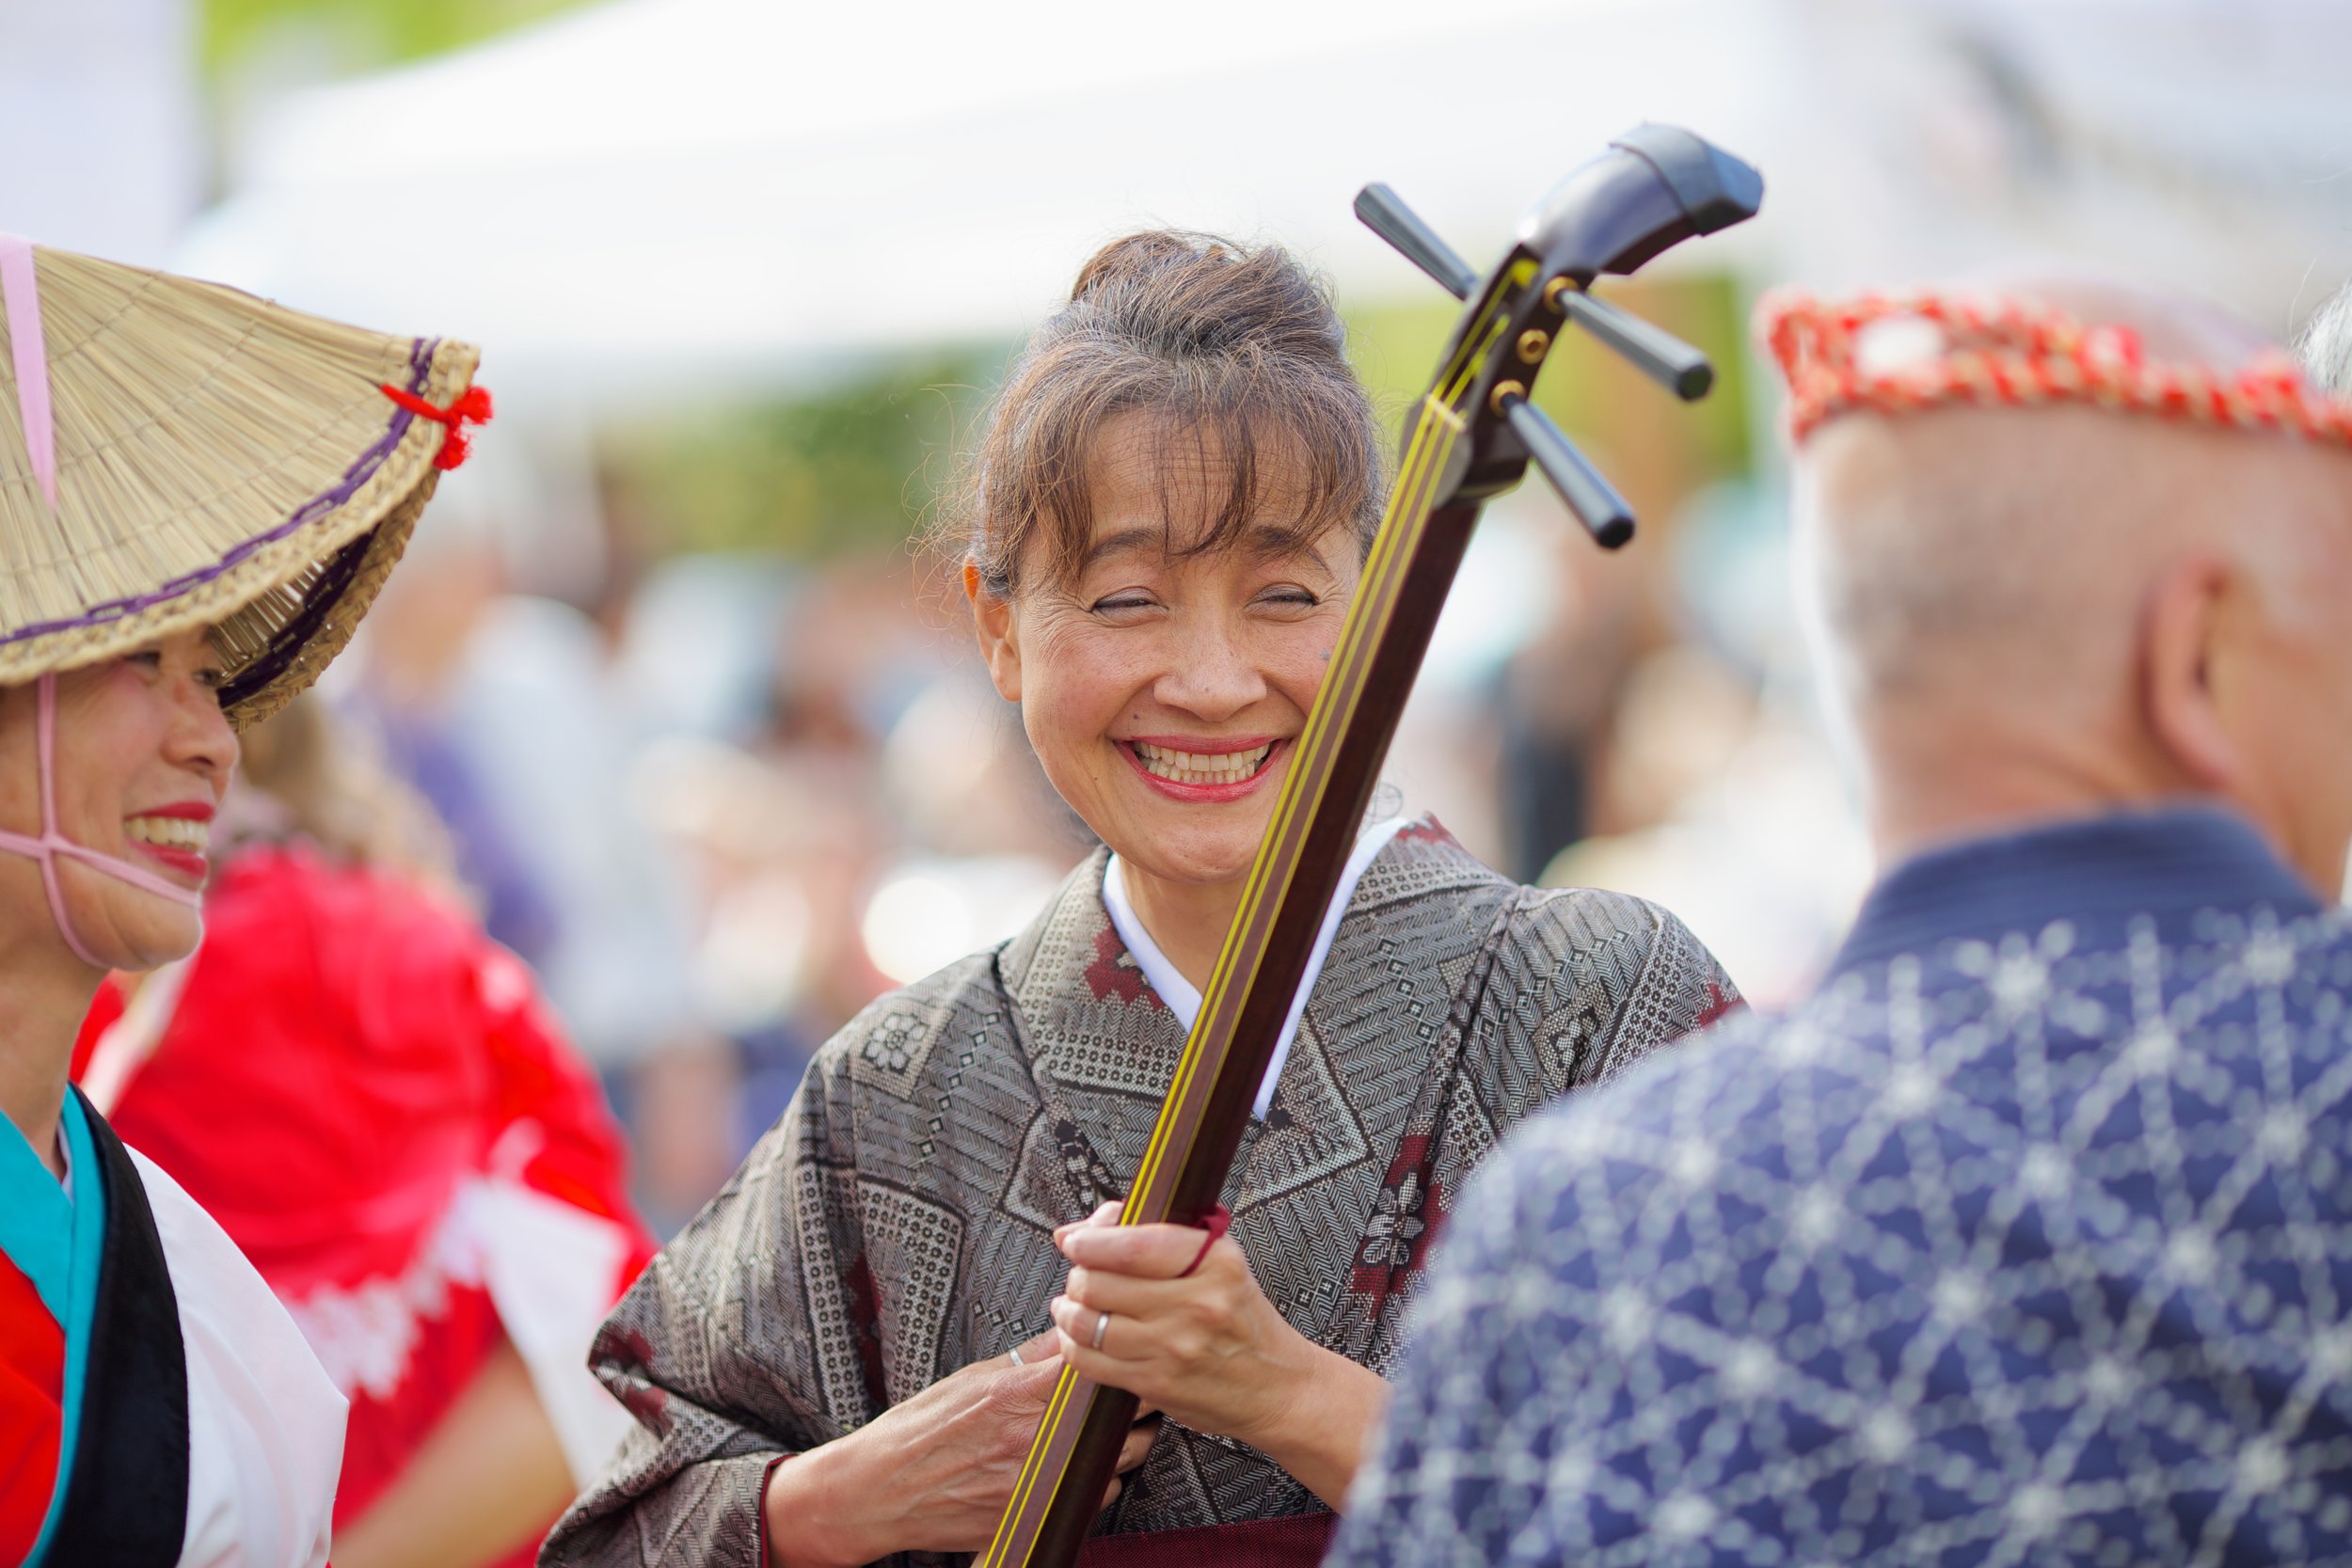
[0,1105,72,1323]
[24,1094,107,1568]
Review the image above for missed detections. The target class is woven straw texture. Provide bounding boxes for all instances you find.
[0,244,479,728]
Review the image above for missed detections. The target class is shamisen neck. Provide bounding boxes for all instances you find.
[1103,815,1409,1120]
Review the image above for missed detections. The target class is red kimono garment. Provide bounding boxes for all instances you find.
[1079,1515,1335,1565]
[0,1255,62,1566]
[78,846,659,1563]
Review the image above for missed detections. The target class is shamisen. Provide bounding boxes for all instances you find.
[0,233,485,1568]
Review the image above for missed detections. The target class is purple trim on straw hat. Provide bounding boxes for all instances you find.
[0,335,438,649]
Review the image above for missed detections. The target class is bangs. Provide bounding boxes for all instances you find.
[953,232,1384,597]
[1005,369,1379,594]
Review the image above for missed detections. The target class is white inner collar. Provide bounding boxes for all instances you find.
[1101,816,1409,1119]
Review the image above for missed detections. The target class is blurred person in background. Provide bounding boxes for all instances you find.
[732,561,933,1131]
[346,502,562,969]
[1494,500,1649,879]
[548,230,1737,1568]
[354,495,738,1231]
[1331,277,2352,1566]
[77,692,658,1568]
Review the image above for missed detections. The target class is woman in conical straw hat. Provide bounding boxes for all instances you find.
[0,232,487,1568]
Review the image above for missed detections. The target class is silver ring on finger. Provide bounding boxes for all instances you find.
[1008,1344,1025,1367]
[1091,1308,1113,1352]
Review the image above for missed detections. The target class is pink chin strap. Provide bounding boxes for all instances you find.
[0,673,201,968]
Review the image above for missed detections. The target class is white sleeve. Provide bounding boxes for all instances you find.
[130,1149,348,1568]
[455,1171,638,1485]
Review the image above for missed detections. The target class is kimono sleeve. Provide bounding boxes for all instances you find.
[1482,888,1740,1111]
[465,942,661,1485]
[1325,1105,1626,1568]
[540,1041,874,1568]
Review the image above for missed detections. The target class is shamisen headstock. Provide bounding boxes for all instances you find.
[1356,124,1763,545]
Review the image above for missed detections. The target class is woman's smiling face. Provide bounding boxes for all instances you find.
[970,413,1362,891]
[0,628,237,972]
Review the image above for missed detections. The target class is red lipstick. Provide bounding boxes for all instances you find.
[123,800,215,880]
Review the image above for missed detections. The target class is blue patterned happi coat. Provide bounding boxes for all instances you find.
[1331,807,2352,1568]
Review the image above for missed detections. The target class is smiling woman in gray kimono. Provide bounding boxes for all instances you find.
[544,232,1738,1568]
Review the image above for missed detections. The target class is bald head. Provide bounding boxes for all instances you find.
[2299,280,2352,397]
[1795,276,2352,893]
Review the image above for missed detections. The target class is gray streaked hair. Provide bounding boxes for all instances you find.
[2296,281,2352,396]
[947,231,1383,599]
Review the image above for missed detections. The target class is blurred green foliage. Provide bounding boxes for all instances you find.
[1343,273,1753,483]
[605,274,1754,562]
[201,0,600,82]
[601,356,1008,560]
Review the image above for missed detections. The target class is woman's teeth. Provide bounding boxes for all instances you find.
[1133,741,1273,786]
[125,816,209,854]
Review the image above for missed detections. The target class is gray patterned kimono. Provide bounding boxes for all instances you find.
[543,819,1735,1567]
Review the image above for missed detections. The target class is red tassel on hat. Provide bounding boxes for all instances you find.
[378,383,496,469]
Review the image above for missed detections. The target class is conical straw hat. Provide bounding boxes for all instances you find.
[0,240,482,728]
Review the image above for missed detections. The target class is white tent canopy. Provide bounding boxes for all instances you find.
[177,0,1794,385]
[0,0,200,262]
[177,0,2352,398]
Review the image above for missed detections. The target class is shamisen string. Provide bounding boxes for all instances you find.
[0,673,203,969]
[1758,287,2352,449]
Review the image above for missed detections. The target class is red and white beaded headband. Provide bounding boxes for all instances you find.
[1756,287,2352,449]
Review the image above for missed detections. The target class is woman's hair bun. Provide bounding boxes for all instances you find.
[946,229,1383,595]
[1062,230,1347,365]
[1070,231,1229,303]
